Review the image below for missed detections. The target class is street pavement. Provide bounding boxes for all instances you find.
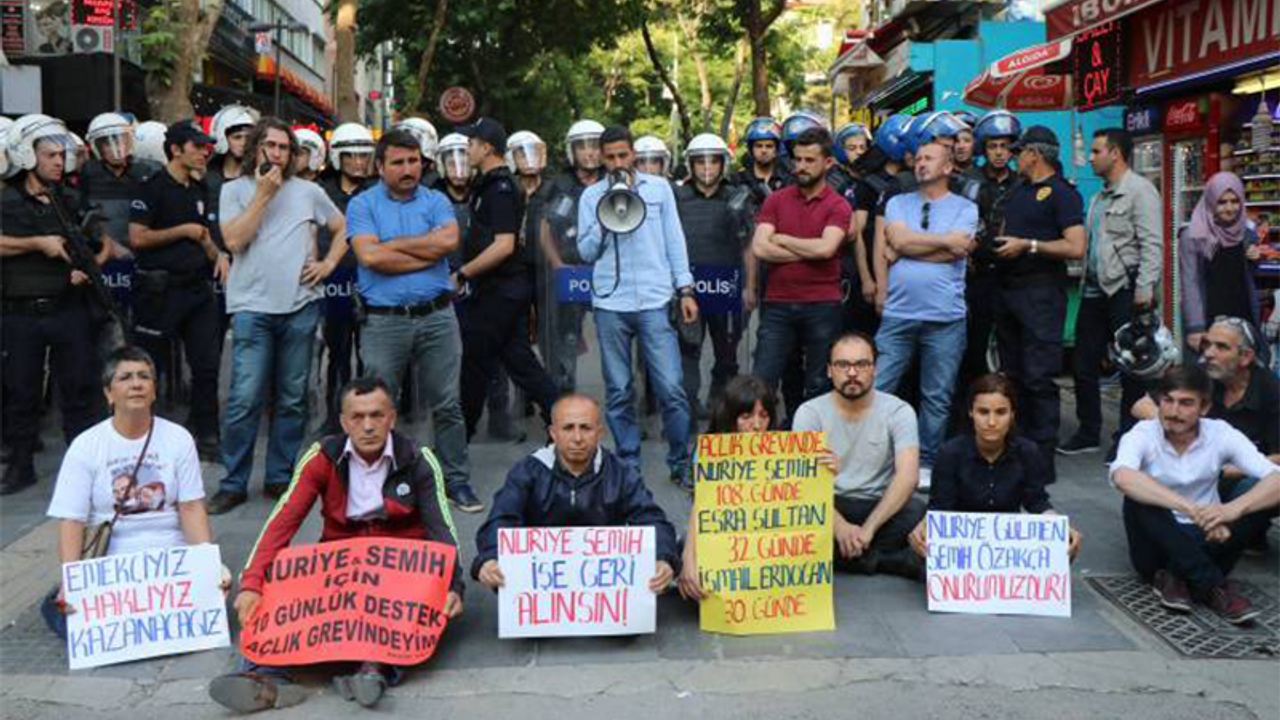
[1,325,1277,719]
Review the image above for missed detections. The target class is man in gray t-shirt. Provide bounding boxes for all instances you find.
[207,119,348,515]
[792,331,926,579]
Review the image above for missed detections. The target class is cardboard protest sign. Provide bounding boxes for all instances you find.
[694,431,834,635]
[239,538,456,666]
[925,511,1072,618]
[498,526,656,638]
[63,544,230,670]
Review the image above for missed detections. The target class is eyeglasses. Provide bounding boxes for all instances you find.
[830,359,875,374]
[921,201,931,231]
[1210,315,1257,351]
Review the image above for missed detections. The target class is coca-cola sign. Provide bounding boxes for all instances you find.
[1163,99,1203,132]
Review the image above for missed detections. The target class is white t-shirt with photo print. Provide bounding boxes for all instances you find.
[47,417,206,555]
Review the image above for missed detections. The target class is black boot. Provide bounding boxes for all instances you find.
[0,458,37,496]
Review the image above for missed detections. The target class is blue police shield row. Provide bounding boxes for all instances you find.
[555,265,742,314]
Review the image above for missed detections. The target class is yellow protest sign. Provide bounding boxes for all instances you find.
[694,431,834,635]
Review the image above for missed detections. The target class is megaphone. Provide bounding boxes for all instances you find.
[597,170,647,234]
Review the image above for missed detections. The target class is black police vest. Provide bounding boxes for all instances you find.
[466,167,525,282]
[675,183,743,267]
[544,171,598,264]
[0,183,90,299]
[80,158,161,248]
[521,179,555,270]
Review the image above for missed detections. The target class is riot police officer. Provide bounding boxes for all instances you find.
[0,115,108,494]
[293,128,325,181]
[394,117,441,187]
[317,122,375,432]
[80,112,163,254]
[454,118,559,439]
[540,119,606,393]
[127,120,226,460]
[675,133,751,420]
[435,133,473,270]
[635,135,672,178]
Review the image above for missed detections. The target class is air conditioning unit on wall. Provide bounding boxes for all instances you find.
[71,25,114,54]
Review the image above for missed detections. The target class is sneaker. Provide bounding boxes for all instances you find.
[0,460,37,496]
[447,483,484,513]
[1151,569,1192,612]
[1207,583,1259,625]
[206,489,248,515]
[917,467,932,492]
[348,667,387,708]
[196,433,222,463]
[263,483,290,501]
[209,673,306,713]
[1057,435,1101,455]
[670,469,694,496]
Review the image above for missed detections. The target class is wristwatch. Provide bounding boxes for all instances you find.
[1030,240,1039,255]
[679,286,694,299]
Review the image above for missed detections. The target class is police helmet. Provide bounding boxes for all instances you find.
[328,123,375,169]
[833,123,872,166]
[1109,312,1180,380]
[873,115,913,163]
[394,117,439,159]
[293,128,326,173]
[211,105,260,156]
[565,119,605,167]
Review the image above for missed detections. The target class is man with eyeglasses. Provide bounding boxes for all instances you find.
[876,140,978,490]
[793,331,925,579]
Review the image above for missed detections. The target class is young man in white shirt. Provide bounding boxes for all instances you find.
[1111,365,1280,624]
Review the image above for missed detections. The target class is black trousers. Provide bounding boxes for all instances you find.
[1072,288,1145,443]
[1,298,104,458]
[1122,497,1271,596]
[133,280,222,439]
[322,311,360,427]
[459,288,559,438]
[995,283,1066,471]
[952,271,999,433]
[679,312,743,413]
[832,494,927,577]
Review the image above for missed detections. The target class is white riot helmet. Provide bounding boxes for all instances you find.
[211,105,259,156]
[634,135,670,176]
[134,121,169,165]
[506,130,546,175]
[565,119,604,167]
[394,117,439,159]
[0,116,14,178]
[293,128,326,173]
[685,133,730,186]
[328,122,375,169]
[5,114,74,175]
[437,132,471,183]
[86,112,135,162]
[1109,311,1180,380]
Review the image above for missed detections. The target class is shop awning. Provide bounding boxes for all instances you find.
[1044,0,1163,40]
[963,38,1074,110]
[828,39,885,96]
[860,70,931,110]
[256,56,334,118]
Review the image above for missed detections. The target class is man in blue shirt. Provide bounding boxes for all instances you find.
[880,140,979,488]
[577,126,698,484]
[347,129,481,513]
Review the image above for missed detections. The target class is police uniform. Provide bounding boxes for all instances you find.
[675,181,750,412]
[433,178,472,272]
[318,173,371,430]
[0,181,104,490]
[78,157,163,250]
[540,168,602,392]
[129,164,222,449]
[458,165,559,438]
[995,172,1084,468]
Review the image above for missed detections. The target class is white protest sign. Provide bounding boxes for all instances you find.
[497,526,656,638]
[63,544,231,669]
[925,511,1072,618]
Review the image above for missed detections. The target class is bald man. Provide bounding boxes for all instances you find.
[473,394,679,592]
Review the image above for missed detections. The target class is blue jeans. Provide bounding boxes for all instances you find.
[220,303,320,494]
[358,306,469,489]
[595,308,691,476]
[874,316,966,468]
[752,302,843,403]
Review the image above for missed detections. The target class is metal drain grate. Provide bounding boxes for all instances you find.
[1089,575,1279,660]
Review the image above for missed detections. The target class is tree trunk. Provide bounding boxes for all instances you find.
[335,0,359,122]
[148,0,225,122]
[410,0,450,114]
[720,40,746,138]
[677,11,711,132]
[641,21,692,149]
[743,0,786,119]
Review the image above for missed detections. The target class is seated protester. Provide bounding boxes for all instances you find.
[44,346,217,638]
[792,331,926,578]
[678,375,778,600]
[1111,366,1280,624]
[908,374,1082,560]
[474,394,679,593]
[210,377,464,712]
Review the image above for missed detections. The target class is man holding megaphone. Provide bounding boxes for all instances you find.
[577,126,698,486]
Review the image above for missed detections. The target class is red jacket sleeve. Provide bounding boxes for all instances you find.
[238,443,326,594]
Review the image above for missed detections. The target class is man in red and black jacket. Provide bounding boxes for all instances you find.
[209,376,464,713]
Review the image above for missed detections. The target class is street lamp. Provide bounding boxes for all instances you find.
[248,20,307,118]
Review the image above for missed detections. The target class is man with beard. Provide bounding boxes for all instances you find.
[792,332,925,578]
[1112,365,1279,624]
[751,127,851,408]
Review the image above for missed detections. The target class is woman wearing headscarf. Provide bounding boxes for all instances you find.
[1181,172,1262,351]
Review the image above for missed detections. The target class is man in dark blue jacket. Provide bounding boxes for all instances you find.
[473,394,679,591]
